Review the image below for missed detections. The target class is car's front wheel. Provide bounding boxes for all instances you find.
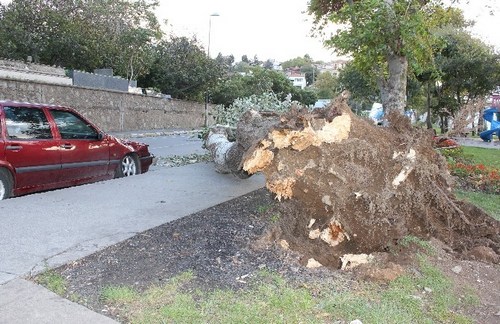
[116,154,141,178]
[0,169,13,200]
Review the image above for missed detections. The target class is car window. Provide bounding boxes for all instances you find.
[4,106,53,140]
[50,110,99,140]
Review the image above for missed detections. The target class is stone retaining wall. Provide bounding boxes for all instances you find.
[0,78,211,132]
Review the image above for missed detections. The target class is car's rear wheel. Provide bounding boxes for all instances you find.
[0,169,13,200]
[116,154,141,177]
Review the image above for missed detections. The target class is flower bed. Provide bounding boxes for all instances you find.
[442,147,500,194]
[448,162,500,194]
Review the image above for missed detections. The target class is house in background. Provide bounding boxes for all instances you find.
[287,72,307,89]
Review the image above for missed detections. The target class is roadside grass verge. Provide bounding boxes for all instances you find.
[99,251,474,323]
[35,269,66,296]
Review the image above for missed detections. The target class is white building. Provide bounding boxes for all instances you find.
[288,73,306,89]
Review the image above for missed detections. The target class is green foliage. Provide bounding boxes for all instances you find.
[138,36,225,101]
[324,1,434,71]
[338,62,379,111]
[314,71,340,99]
[0,0,162,80]
[211,66,316,108]
[211,92,299,127]
[292,87,318,106]
[280,55,314,70]
[307,1,464,113]
[434,29,500,116]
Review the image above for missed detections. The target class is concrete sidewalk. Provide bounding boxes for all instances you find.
[0,163,265,323]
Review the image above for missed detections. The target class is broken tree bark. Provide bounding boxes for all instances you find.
[205,94,500,268]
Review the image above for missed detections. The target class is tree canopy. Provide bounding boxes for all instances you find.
[433,28,500,130]
[0,0,162,81]
[211,66,317,107]
[138,36,226,101]
[308,0,440,113]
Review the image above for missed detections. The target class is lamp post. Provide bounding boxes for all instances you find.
[204,13,220,127]
[207,13,219,58]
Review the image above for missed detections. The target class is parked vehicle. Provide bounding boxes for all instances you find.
[0,100,154,200]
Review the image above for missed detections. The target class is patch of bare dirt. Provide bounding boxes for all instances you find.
[47,189,342,316]
[37,188,500,323]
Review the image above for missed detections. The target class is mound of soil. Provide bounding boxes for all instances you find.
[234,97,500,268]
[39,188,500,323]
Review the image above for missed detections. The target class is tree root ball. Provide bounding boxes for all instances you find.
[207,94,500,268]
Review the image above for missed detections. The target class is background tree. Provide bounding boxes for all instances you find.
[337,62,379,112]
[211,66,316,107]
[412,5,470,129]
[281,55,314,70]
[215,53,235,73]
[233,61,252,74]
[263,59,275,70]
[308,0,437,114]
[314,71,340,99]
[0,0,162,81]
[290,87,318,106]
[138,36,224,101]
[433,29,500,133]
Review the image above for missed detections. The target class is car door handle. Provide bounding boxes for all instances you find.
[61,144,73,149]
[6,145,23,151]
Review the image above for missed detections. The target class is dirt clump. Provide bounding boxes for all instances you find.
[233,95,500,268]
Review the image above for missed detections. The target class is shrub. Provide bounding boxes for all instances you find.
[211,92,300,128]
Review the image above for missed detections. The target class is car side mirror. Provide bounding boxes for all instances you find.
[97,132,104,141]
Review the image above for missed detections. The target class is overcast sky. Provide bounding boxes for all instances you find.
[158,0,337,62]
[0,0,498,62]
[158,0,499,62]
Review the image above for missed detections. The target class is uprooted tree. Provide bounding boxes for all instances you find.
[205,94,500,268]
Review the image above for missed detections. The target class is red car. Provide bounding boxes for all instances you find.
[0,100,154,200]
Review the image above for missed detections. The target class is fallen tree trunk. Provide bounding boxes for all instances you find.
[205,94,500,268]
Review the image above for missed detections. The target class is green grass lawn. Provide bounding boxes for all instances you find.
[460,146,500,169]
[456,190,500,220]
[96,258,475,324]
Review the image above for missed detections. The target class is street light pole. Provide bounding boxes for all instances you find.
[204,13,220,128]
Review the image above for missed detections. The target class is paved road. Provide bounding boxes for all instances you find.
[453,137,500,150]
[129,132,207,157]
